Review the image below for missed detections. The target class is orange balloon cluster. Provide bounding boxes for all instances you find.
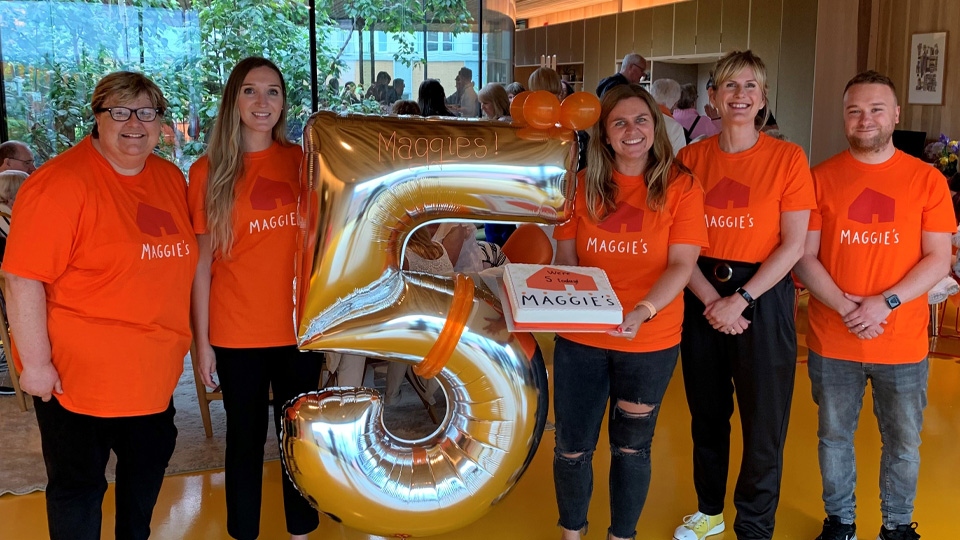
[511,90,601,139]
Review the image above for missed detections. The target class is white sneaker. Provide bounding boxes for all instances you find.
[673,512,725,540]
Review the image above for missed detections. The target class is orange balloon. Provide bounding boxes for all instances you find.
[549,126,575,142]
[523,91,561,130]
[559,92,602,130]
[510,91,531,126]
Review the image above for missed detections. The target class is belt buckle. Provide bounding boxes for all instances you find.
[713,262,733,283]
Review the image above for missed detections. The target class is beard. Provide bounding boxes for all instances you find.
[847,126,894,153]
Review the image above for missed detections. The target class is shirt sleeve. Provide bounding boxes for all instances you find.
[780,145,817,212]
[1,173,81,283]
[921,169,959,233]
[667,175,709,247]
[187,159,209,234]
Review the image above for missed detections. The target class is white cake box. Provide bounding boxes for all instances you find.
[500,263,623,332]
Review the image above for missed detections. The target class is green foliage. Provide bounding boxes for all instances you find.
[2,0,474,170]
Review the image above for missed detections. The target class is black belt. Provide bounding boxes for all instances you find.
[698,256,760,285]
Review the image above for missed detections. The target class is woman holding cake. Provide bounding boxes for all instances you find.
[551,83,708,540]
[671,51,814,540]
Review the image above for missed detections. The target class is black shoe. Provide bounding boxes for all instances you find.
[0,385,15,396]
[816,516,857,540]
[878,523,920,540]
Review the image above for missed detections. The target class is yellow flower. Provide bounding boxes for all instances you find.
[940,156,950,166]
[950,140,959,147]
[951,154,958,163]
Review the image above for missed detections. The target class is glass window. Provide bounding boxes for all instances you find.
[426,31,439,52]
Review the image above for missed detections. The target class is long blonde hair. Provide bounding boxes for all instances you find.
[584,83,688,221]
[204,57,290,256]
[406,227,445,261]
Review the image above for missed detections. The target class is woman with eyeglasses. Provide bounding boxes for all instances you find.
[2,71,197,539]
[188,57,321,540]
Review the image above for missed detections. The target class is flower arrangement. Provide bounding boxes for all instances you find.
[935,134,958,178]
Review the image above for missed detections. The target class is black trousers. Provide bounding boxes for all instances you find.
[679,262,797,540]
[33,396,177,540]
[214,345,323,540]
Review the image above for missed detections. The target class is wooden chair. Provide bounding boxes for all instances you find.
[0,284,29,412]
[189,340,221,438]
[501,223,554,265]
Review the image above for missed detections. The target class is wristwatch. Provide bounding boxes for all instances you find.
[735,287,756,308]
[884,293,902,310]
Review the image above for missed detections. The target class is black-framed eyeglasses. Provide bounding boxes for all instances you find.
[95,107,162,122]
[8,157,34,167]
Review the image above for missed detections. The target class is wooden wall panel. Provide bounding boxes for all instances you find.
[872,0,960,141]
[673,1,698,55]
[570,19,585,63]
[599,14,619,75]
[696,0,722,54]
[634,9,654,58]
[777,0,818,154]
[749,0,783,112]
[651,5,675,57]
[584,17,602,93]
[616,11,635,60]
[810,0,859,164]
[721,0,750,52]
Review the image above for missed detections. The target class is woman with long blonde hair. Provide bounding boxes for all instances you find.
[551,83,707,540]
[188,56,321,540]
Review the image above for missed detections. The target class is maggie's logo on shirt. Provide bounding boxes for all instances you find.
[705,177,750,209]
[250,176,296,210]
[841,188,900,245]
[137,203,191,260]
[598,203,644,233]
[249,176,298,234]
[704,177,754,229]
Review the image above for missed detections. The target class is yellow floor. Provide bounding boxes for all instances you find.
[4,313,960,539]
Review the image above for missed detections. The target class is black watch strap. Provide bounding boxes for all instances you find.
[735,287,756,308]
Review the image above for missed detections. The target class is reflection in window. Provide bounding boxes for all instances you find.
[1,1,515,168]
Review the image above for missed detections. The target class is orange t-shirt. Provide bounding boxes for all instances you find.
[678,133,816,263]
[807,150,956,364]
[188,142,303,347]
[553,168,708,352]
[1,136,198,417]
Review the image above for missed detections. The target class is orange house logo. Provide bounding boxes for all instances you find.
[597,203,644,233]
[848,188,895,224]
[136,203,178,237]
[526,267,599,291]
[249,176,296,210]
[705,177,750,209]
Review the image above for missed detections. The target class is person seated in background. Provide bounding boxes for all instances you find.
[0,141,36,175]
[505,82,525,102]
[418,79,455,117]
[0,170,28,260]
[391,100,420,115]
[341,81,360,104]
[478,83,511,122]
[561,80,575,100]
[648,78,688,156]
[388,78,405,104]
[365,71,392,105]
[673,83,721,143]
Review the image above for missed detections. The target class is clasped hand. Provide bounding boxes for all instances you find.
[704,294,751,335]
[840,293,889,340]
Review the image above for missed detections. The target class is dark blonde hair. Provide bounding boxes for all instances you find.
[204,57,290,256]
[406,227,444,261]
[585,84,688,220]
[0,170,28,205]
[478,83,510,119]
[90,72,167,138]
[391,100,421,115]
[527,68,562,98]
[713,50,769,126]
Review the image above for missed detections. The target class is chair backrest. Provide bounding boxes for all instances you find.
[501,223,553,265]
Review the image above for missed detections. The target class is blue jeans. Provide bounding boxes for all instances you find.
[553,336,678,539]
[808,351,928,529]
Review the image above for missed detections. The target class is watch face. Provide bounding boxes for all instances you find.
[885,294,901,309]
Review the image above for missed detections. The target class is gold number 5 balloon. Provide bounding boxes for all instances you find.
[284,111,576,537]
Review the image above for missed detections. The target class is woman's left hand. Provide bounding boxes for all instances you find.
[608,308,645,339]
[704,294,748,330]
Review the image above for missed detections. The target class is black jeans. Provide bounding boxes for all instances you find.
[215,345,323,540]
[679,263,797,540]
[33,396,177,540]
[553,336,679,539]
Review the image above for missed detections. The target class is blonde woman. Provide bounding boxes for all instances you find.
[188,57,321,540]
[478,83,511,121]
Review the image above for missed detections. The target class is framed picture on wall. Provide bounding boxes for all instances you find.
[908,32,947,105]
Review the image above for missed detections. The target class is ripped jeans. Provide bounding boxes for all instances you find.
[553,336,679,539]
